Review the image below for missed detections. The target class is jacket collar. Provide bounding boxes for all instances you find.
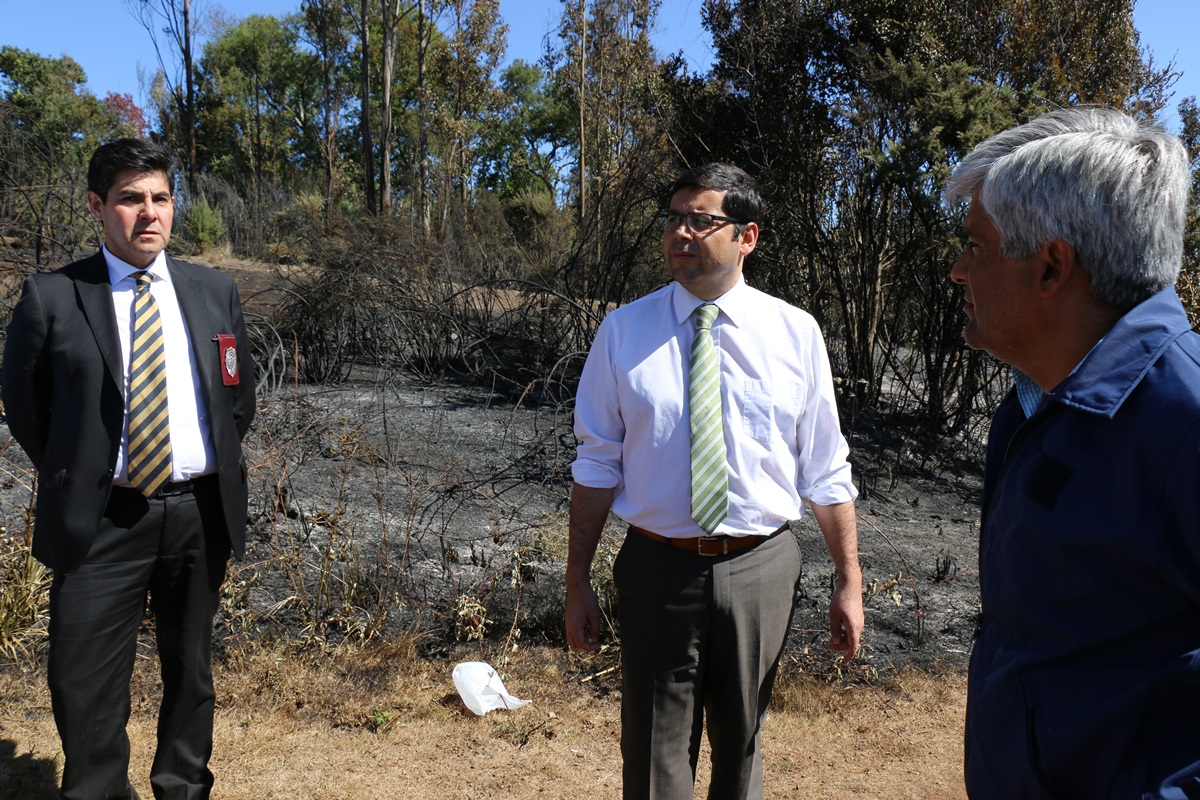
[71,252,124,387]
[1050,286,1193,418]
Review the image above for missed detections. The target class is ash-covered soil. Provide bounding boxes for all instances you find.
[209,371,983,677]
[0,245,984,676]
[0,368,983,676]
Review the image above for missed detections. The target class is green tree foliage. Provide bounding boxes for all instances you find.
[952,0,1171,113]
[5,0,1191,457]
[544,0,677,310]
[0,46,133,265]
[184,193,226,252]
[428,0,508,227]
[477,60,570,201]
[656,0,1174,442]
[475,59,574,262]
[189,13,322,253]
[197,14,321,195]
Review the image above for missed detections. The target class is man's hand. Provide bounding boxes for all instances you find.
[829,580,864,663]
[564,482,616,652]
[810,499,864,664]
[566,581,602,651]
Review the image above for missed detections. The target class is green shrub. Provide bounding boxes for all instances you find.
[186,195,225,253]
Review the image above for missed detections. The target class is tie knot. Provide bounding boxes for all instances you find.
[135,271,152,292]
[695,303,719,330]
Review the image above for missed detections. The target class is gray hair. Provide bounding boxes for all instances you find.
[945,107,1189,310]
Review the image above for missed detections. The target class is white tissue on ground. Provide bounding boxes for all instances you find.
[452,661,532,716]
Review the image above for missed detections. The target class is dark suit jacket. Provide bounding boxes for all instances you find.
[1,251,256,574]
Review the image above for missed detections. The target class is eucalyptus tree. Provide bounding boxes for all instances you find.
[548,0,660,222]
[427,0,507,231]
[301,0,354,214]
[355,0,378,213]
[380,0,417,213]
[198,14,321,198]
[541,0,676,312]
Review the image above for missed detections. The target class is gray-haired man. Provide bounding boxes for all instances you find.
[947,107,1200,799]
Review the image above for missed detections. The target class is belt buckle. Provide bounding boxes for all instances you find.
[696,536,727,557]
[158,480,193,497]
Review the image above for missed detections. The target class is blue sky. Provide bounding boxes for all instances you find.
[0,0,713,103]
[0,0,1195,133]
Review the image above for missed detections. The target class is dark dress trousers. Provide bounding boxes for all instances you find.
[2,252,255,800]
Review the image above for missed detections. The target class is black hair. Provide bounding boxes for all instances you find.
[664,163,766,226]
[87,138,176,200]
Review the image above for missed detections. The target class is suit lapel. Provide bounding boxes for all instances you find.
[74,252,124,388]
[167,256,215,405]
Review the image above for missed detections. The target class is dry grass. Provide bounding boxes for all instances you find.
[0,641,966,799]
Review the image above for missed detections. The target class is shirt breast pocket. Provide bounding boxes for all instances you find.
[742,380,804,443]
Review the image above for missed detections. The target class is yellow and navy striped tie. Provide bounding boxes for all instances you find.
[126,271,172,497]
[689,303,728,534]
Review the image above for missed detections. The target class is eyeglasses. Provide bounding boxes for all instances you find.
[656,211,743,233]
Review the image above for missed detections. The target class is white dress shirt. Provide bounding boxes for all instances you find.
[104,246,217,483]
[572,278,857,537]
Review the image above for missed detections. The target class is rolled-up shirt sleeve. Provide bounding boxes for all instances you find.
[572,316,625,490]
[795,324,858,507]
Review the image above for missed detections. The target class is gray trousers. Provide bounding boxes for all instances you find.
[613,528,803,800]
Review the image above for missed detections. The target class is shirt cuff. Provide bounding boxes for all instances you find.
[571,460,622,490]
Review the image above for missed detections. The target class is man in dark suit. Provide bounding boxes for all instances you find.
[2,138,255,800]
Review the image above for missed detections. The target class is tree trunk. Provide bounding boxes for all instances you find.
[578,0,586,223]
[183,0,197,191]
[359,0,376,215]
[417,0,431,237]
[380,1,407,214]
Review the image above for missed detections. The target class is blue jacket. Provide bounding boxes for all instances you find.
[965,287,1200,800]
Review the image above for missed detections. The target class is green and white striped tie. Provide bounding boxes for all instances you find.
[689,303,728,533]
[126,271,173,497]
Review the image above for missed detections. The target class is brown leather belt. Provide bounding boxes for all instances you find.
[629,524,789,556]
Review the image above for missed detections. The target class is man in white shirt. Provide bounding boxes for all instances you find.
[3,138,255,799]
[566,163,863,800]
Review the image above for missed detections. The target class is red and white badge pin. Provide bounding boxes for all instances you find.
[215,334,239,385]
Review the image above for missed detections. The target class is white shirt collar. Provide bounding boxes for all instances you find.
[671,277,750,328]
[102,244,171,286]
